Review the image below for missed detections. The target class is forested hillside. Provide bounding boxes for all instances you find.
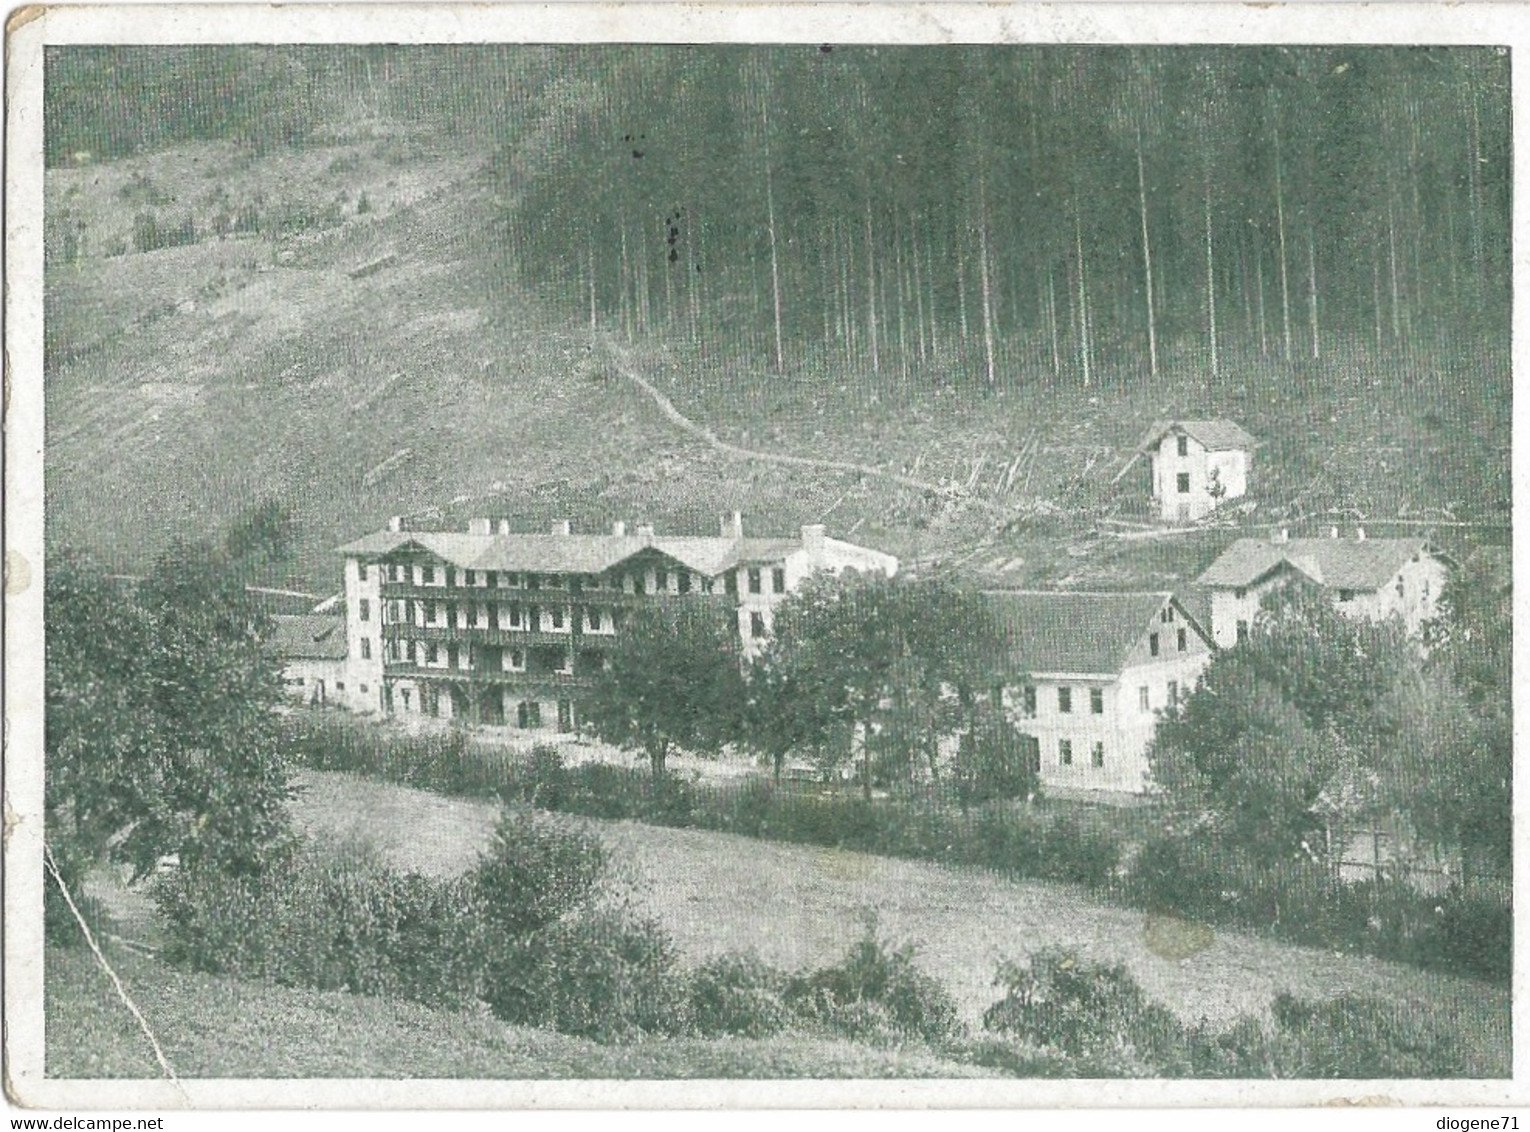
[41,46,1511,590]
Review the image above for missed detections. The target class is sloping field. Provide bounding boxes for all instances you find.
[291,770,1510,1074]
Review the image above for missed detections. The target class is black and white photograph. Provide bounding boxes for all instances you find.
[3,3,1521,1110]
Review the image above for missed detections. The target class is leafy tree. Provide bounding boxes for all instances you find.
[766,572,1000,798]
[581,598,745,779]
[952,707,1041,810]
[740,642,844,783]
[45,503,299,939]
[1148,586,1475,866]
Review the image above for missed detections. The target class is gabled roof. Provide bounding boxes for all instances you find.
[267,614,347,661]
[335,529,807,577]
[983,590,1195,677]
[1194,537,1434,591]
[1138,418,1256,453]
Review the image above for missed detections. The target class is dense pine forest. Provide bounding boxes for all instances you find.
[47,45,1510,389]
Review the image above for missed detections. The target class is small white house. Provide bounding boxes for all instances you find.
[1137,419,1255,522]
[267,614,349,707]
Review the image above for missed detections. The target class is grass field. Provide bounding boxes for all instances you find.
[288,770,1510,1074]
[44,945,992,1079]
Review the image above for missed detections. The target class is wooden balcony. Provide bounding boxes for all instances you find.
[380,623,586,647]
[381,661,594,690]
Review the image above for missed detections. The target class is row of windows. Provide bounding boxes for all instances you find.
[1057,739,1107,768]
[371,599,616,634]
[370,562,791,596]
[1146,628,1189,657]
[1030,681,1179,716]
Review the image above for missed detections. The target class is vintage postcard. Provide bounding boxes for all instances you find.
[4,2,1525,1112]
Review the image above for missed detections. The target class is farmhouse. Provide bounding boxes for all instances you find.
[266,613,348,707]
[334,513,897,725]
[1137,418,1255,522]
[983,591,1215,794]
[1194,531,1450,649]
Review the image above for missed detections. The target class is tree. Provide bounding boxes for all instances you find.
[1148,586,1473,867]
[952,706,1040,810]
[46,548,296,939]
[581,599,745,779]
[765,572,1000,798]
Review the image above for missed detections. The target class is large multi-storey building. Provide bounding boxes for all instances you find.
[334,513,898,728]
[983,590,1216,794]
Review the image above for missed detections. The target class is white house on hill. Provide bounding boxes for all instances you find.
[1138,419,1255,522]
[983,590,1215,794]
[1194,531,1450,648]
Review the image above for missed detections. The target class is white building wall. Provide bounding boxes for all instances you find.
[342,556,384,713]
[281,657,347,707]
[1151,434,1248,522]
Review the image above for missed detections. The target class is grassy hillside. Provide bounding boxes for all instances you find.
[42,128,1510,597]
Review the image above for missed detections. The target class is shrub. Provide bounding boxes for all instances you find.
[356,190,372,215]
[484,907,690,1041]
[953,712,1040,809]
[689,951,794,1038]
[470,807,606,937]
[154,839,484,1010]
[1270,993,1467,1078]
[785,926,962,1045]
[983,948,1187,1072]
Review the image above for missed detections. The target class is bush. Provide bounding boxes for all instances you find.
[1270,993,1466,1078]
[785,926,962,1045]
[983,948,1187,1072]
[470,807,606,937]
[953,712,1040,808]
[689,951,794,1038]
[484,907,691,1041]
[154,839,484,1010]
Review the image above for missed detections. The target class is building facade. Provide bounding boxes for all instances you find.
[1139,419,1255,522]
[984,591,1215,794]
[1194,532,1450,649]
[334,513,897,727]
[266,614,349,707]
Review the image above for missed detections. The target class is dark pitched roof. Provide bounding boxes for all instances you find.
[983,590,1176,676]
[1194,537,1433,591]
[334,530,789,577]
[1137,419,1256,453]
[267,614,347,661]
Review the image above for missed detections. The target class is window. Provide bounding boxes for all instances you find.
[1149,632,1160,657]
[1138,686,1150,712]
[701,576,715,594]
[446,568,456,587]
[1236,619,1249,643]
[507,649,526,671]
[423,600,437,624]
[1338,589,1355,602]
[1395,577,1405,599]
[1089,688,1104,714]
[772,567,786,593]
[587,608,603,632]
[486,571,498,588]
[550,607,565,629]
[1177,628,1187,652]
[359,684,368,695]
[1167,680,1179,708]
[1091,741,1105,768]
[427,644,439,665]
[527,575,541,591]
[678,572,692,594]
[422,565,435,584]
[1234,587,1246,600]
[1176,435,1188,457]
[1058,686,1072,714]
[1176,473,1191,494]
[337,681,346,692]
[359,598,370,622]
[1059,739,1073,766]
[360,638,372,660]
[750,611,767,638]
[725,572,738,596]
[464,569,476,586]
[1022,685,1037,717]
[545,574,566,590]
[748,568,762,595]
[517,701,542,729]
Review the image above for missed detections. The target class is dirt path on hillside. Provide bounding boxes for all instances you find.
[597,336,1014,518]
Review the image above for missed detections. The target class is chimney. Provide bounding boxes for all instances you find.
[1356,527,1366,541]
[1329,526,1340,539]
[468,517,492,535]
[635,523,655,545]
[801,523,827,564]
[552,519,572,536]
[721,510,743,539]
[611,520,627,537]
[496,519,511,535]
[387,515,404,532]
